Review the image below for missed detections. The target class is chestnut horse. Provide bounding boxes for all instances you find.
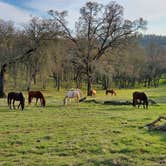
[90,89,96,96]
[133,91,148,109]
[28,91,46,107]
[106,89,116,96]
[7,92,25,111]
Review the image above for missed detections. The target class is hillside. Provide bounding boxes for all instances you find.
[140,34,166,47]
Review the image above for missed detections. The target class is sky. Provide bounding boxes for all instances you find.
[0,0,166,35]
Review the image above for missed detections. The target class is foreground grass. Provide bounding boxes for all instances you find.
[0,86,166,165]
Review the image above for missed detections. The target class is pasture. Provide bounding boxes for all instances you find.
[0,86,166,165]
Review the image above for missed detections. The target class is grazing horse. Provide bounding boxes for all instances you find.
[64,89,81,105]
[133,91,148,109]
[7,92,25,111]
[90,89,96,96]
[106,89,116,96]
[28,91,46,107]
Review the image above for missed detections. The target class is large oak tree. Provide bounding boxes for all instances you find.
[48,1,146,95]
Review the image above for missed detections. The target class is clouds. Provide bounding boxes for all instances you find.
[117,0,166,21]
[0,1,31,24]
[0,0,166,35]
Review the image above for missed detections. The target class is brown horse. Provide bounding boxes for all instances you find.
[28,91,46,107]
[7,92,25,111]
[90,89,96,96]
[106,89,116,96]
[133,91,148,109]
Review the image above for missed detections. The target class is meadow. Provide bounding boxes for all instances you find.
[0,85,166,166]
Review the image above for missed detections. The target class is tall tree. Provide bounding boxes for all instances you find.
[48,1,146,95]
[0,19,15,97]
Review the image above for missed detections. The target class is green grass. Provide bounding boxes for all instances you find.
[0,85,166,165]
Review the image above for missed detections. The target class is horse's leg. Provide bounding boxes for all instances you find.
[77,96,80,105]
[138,100,141,108]
[13,100,16,109]
[138,104,140,108]
[36,98,38,105]
[9,99,12,109]
[40,98,43,106]
[18,103,20,109]
[133,98,135,107]
[143,101,146,109]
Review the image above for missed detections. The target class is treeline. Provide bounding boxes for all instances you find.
[140,35,166,47]
[0,1,166,97]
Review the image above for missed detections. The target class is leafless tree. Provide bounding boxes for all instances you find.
[48,1,146,95]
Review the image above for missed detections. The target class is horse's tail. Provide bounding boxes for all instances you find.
[63,96,67,105]
[7,93,10,106]
[132,93,136,107]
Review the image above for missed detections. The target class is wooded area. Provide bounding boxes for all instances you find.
[0,1,166,97]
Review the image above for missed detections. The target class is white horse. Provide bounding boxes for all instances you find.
[63,89,81,105]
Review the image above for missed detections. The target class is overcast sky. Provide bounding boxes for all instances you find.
[0,0,166,35]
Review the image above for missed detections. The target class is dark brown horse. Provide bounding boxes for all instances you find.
[133,91,148,109]
[28,91,46,107]
[7,92,25,111]
[106,89,116,96]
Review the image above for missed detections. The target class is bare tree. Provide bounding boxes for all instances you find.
[0,19,15,97]
[48,1,146,95]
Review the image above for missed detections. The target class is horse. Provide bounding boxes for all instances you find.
[133,91,148,109]
[7,92,25,111]
[106,89,116,96]
[90,89,96,96]
[28,91,46,107]
[64,89,81,105]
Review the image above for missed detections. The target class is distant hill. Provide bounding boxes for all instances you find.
[140,35,166,47]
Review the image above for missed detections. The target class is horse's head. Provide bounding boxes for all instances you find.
[113,90,116,96]
[42,98,46,107]
[63,96,67,105]
[106,90,108,95]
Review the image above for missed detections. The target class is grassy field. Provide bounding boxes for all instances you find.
[0,85,166,166]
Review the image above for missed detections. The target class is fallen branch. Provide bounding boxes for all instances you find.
[104,100,132,105]
[79,97,87,102]
[145,116,166,131]
[82,99,158,106]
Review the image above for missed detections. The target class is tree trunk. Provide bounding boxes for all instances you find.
[87,74,92,96]
[0,64,7,98]
[13,63,17,89]
[147,77,151,88]
[57,74,61,91]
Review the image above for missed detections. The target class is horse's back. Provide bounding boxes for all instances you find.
[8,92,19,99]
[8,92,16,97]
[66,90,80,98]
[29,91,43,97]
[133,91,147,99]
